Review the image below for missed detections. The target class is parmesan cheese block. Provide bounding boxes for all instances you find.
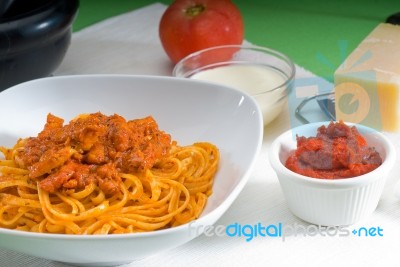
[334,23,400,132]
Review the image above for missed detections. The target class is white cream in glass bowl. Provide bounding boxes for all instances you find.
[173,44,295,126]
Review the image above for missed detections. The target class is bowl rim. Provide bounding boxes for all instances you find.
[0,0,79,23]
[172,44,296,95]
[269,121,396,188]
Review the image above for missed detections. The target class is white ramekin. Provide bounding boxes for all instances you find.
[269,122,396,226]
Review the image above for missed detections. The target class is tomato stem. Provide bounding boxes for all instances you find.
[185,4,205,17]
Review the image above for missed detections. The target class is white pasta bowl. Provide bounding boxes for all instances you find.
[0,75,263,266]
[269,121,396,226]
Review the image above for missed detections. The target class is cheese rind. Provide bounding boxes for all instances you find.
[334,23,400,132]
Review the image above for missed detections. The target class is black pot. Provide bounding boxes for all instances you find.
[0,0,79,91]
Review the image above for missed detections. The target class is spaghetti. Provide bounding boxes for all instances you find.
[0,113,219,234]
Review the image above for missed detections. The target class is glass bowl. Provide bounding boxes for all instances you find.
[173,44,295,126]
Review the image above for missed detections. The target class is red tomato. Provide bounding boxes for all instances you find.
[159,0,244,64]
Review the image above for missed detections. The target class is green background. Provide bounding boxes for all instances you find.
[73,0,400,81]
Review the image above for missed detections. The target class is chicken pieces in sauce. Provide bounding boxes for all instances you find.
[15,113,173,195]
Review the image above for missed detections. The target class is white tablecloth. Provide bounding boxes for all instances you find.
[2,3,400,267]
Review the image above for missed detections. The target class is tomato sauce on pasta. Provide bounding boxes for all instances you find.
[0,113,219,234]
